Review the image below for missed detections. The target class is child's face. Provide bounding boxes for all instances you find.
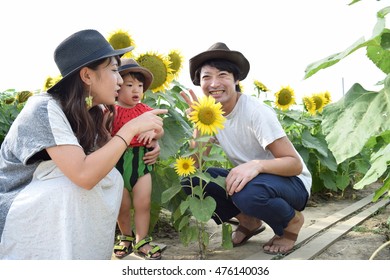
[117,73,144,107]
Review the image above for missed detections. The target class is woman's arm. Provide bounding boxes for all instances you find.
[46,109,166,190]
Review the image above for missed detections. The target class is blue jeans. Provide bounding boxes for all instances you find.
[181,167,309,236]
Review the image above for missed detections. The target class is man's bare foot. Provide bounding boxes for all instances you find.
[263,211,304,254]
[232,213,264,246]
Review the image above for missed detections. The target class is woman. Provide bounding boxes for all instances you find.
[0,29,167,260]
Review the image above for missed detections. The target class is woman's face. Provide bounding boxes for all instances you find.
[90,57,123,106]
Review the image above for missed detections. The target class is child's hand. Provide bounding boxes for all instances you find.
[144,140,160,165]
[137,130,156,145]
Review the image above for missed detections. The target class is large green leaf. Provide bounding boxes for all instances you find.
[322,77,390,164]
[366,29,390,74]
[380,32,390,50]
[304,6,389,79]
[159,111,192,160]
[319,170,338,191]
[373,173,390,202]
[304,37,367,79]
[189,196,216,222]
[301,129,329,157]
[315,151,338,172]
[179,225,198,246]
[354,143,390,189]
[178,215,190,231]
[221,223,233,249]
[161,183,182,204]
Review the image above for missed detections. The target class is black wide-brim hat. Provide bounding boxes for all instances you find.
[119,58,154,92]
[48,29,134,93]
[189,42,250,86]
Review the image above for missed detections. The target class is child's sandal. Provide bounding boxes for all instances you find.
[114,234,135,259]
[134,236,162,260]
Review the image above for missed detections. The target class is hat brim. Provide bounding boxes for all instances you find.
[189,49,250,86]
[48,46,134,93]
[119,64,154,92]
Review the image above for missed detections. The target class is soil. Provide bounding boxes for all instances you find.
[113,184,390,260]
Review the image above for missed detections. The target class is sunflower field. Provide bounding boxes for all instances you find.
[1,3,389,259]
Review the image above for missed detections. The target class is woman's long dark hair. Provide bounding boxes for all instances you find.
[49,56,119,154]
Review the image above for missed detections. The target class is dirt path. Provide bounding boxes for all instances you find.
[113,184,390,260]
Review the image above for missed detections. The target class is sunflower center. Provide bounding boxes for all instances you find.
[169,52,181,74]
[278,89,293,105]
[182,163,190,170]
[109,33,132,49]
[198,108,216,125]
[313,96,324,110]
[138,55,167,91]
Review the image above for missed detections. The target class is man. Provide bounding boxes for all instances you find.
[181,42,312,254]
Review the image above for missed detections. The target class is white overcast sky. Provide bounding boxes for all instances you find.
[1,0,388,102]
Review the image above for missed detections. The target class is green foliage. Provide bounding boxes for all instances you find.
[0,89,34,145]
[367,30,390,74]
[321,81,390,164]
[144,82,232,258]
[304,3,390,200]
[2,3,389,258]
[275,103,369,194]
[304,6,390,79]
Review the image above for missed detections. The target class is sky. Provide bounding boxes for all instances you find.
[1,0,388,103]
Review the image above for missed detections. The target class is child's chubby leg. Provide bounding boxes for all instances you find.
[117,188,133,234]
[114,188,134,258]
[133,174,161,259]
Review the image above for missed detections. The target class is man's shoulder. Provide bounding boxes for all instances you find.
[240,94,276,116]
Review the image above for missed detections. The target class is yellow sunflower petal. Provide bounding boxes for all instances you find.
[168,49,184,80]
[302,96,317,115]
[322,91,332,106]
[311,93,327,113]
[254,80,269,92]
[43,75,62,92]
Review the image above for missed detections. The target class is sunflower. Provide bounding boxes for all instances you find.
[322,91,332,106]
[168,49,184,79]
[238,82,244,93]
[274,85,296,110]
[302,96,316,115]
[311,93,327,113]
[254,80,269,92]
[107,29,135,58]
[174,157,196,177]
[15,91,33,103]
[42,75,62,92]
[189,96,226,136]
[136,52,174,93]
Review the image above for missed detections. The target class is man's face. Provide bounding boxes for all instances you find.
[200,65,238,107]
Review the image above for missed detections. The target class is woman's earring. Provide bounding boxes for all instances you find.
[85,85,93,109]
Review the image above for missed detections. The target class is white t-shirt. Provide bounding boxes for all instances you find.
[215,94,312,195]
